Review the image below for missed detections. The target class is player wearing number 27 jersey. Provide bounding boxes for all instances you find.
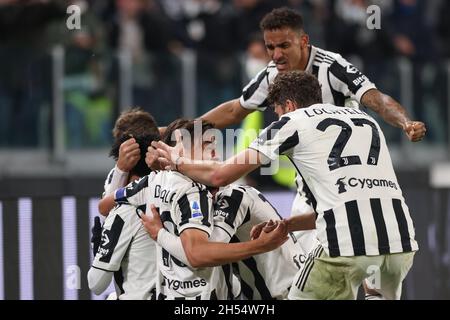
[250,104,418,258]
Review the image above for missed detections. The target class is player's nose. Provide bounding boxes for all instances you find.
[273,48,283,61]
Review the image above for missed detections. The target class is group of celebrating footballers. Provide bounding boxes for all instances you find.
[87,7,426,300]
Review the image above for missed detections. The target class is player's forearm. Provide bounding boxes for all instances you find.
[157,229,192,267]
[285,212,316,233]
[361,89,410,129]
[184,239,268,268]
[178,149,261,187]
[200,99,252,129]
[98,195,115,216]
[176,160,222,186]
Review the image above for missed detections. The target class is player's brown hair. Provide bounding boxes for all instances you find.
[112,107,159,139]
[110,108,161,177]
[267,71,322,109]
[162,118,215,147]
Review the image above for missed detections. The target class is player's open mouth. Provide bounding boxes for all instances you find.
[275,62,287,70]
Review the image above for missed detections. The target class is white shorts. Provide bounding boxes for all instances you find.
[288,244,416,300]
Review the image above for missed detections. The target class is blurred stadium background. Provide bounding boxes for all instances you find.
[0,0,449,300]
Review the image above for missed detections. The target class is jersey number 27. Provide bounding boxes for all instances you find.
[316,117,380,171]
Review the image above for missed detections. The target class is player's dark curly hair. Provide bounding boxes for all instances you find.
[110,108,161,177]
[267,71,322,109]
[260,7,304,32]
[162,118,215,147]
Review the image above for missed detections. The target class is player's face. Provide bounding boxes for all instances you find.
[274,101,296,118]
[190,132,217,161]
[264,27,308,72]
[274,104,288,118]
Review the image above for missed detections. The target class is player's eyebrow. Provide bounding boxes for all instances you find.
[266,41,290,49]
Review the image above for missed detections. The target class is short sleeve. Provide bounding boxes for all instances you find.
[239,64,275,111]
[249,116,299,162]
[328,56,377,103]
[174,185,214,237]
[212,187,251,242]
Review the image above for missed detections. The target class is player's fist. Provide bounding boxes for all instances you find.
[250,219,277,240]
[403,121,426,142]
[257,220,289,252]
[117,137,141,172]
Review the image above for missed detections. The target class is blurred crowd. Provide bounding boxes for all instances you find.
[0,0,449,148]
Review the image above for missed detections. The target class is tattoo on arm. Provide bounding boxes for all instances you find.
[361,89,411,129]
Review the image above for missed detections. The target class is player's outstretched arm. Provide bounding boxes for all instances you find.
[180,221,288,268]
[200,99,254,129]
[361,89,426,142]
[285,212,316,233]
[250,213,316,240]
[153,139,262,186]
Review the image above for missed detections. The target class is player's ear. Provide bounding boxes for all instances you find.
[286,99,297,112]
[300,33,309,49]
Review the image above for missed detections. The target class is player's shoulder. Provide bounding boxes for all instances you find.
[161,170,208,193]
[105,203,139,225]
[217,184,264,204]
[312,45,342,66]
[217,184,249,198]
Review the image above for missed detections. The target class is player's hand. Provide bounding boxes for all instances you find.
[145,146,163,170]
[250,219,277,240]
[91,216,102,256]
[141,204,163,241]
[256,220,289,252]
[152,130,185,171]
[117,137,141,172]
[403,121,426,142]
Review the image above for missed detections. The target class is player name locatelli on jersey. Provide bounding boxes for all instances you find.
[303,106,369,118]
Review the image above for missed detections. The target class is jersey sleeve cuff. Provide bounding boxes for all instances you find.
[239,97,267,111]
[92,259,120,272]
[179,224,212,238]
[248,146,274,164]
[114,164,129,175]
[355,84,377,104]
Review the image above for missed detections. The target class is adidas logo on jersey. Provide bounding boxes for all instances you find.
[191,201,203,218]
[336,177,398,193]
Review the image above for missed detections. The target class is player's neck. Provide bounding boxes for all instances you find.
[298,45,311,71]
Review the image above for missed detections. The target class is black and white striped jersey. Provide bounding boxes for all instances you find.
[211,185,302,300]
[91,203,158,299]
[114,171,230,300]
[249,103,418,257]
[240,45,376,111]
